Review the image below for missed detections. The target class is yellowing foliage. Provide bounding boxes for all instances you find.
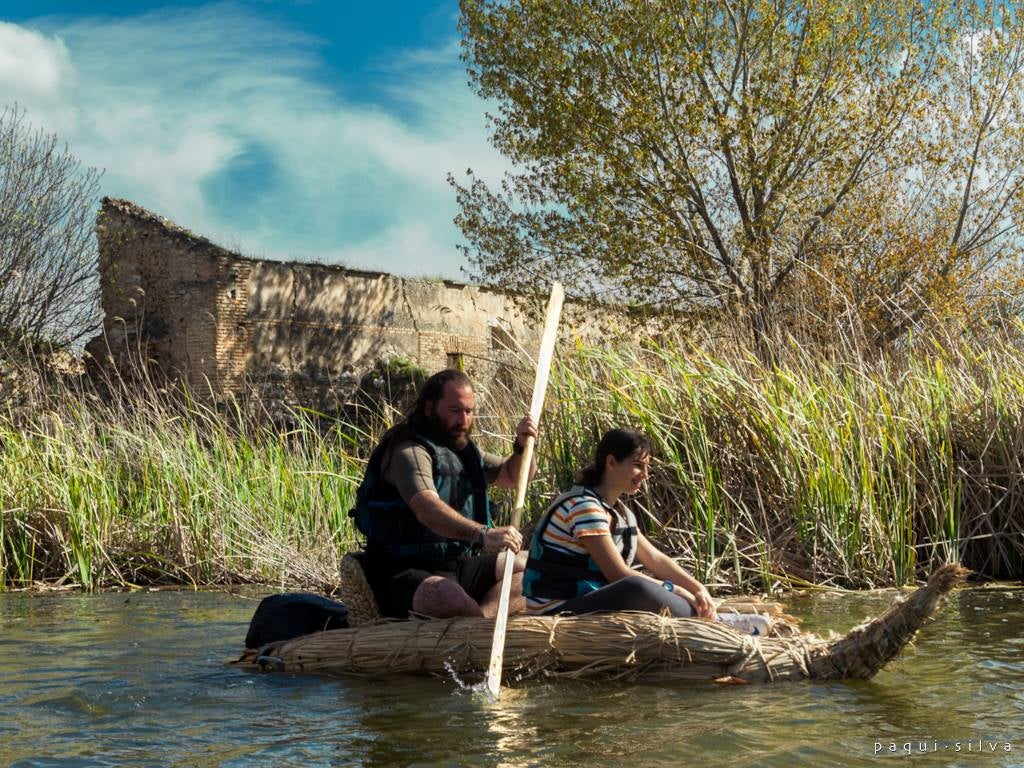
[454,0,1024,352]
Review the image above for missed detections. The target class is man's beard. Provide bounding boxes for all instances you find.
[429,412,471,450]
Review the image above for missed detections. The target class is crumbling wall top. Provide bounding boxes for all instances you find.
[99,197,498,294]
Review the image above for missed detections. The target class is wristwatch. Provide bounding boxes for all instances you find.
[477,526,488,548]
[662,579,674,592]
[512,440,525,455]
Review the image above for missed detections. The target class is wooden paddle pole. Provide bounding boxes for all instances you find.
[484,282,564,698]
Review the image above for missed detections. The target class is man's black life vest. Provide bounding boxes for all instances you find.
[350,430,491,568]
[522,486,638,603]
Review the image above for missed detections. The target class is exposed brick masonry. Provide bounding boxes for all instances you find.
[87,198,538,412]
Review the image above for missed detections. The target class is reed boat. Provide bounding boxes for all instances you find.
[232,563,966,684]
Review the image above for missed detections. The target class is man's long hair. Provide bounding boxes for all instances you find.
[378,368,473,467]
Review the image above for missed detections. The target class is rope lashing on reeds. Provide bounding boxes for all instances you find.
[239,563,967,684]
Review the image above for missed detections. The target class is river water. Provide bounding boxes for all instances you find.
[0,584,1021,767]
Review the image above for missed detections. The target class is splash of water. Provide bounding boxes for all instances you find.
[442,659,472,691]
[443,659,498,702]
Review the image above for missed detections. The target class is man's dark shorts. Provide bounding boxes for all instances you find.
[361,553,500,619]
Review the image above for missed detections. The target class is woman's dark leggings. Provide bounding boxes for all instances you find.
[545,576,694,617]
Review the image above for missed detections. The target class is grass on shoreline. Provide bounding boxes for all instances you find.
[2,326,1023,593]
[0,395,365,592]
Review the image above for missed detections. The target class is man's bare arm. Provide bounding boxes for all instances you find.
[409,490,484,541]
[409,490,523,553]
[492,414,539,489]
[494,451,538,489]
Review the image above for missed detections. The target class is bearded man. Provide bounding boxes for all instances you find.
[351,369,536,619]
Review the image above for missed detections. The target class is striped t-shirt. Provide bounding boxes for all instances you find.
[525,487,637,614]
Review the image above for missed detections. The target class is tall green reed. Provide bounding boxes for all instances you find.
[0,387,365,590]
[3,320,1023,592]
[537,327,1024,589]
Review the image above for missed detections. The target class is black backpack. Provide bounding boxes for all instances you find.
[244,593,349,649]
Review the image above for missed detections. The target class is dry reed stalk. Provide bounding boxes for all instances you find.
[804,562,969,679]
[336,554,379,626]
[233,564,965,683]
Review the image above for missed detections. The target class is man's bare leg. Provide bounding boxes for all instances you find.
[479,572,524,618]
[411,575,483,618]
[479,549,528,619]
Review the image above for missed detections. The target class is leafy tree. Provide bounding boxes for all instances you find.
[0,105,101,351]
[453,0,1024,351]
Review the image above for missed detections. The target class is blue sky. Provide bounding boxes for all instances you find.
[0,1,508,278]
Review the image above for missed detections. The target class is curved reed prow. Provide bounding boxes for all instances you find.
[809,563,969,680]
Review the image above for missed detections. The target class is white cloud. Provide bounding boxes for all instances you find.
[0,22,66,93]
[0,3,509,279]
[320,220,468,279]
[0,21,77,128]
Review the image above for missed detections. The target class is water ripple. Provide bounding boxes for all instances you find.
[0,586,1021,767]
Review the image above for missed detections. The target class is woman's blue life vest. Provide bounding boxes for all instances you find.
[522,486,639,603]
[350,430,492,568]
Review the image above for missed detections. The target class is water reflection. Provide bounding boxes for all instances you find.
[475,687,539,767]
[0,585,1020,767]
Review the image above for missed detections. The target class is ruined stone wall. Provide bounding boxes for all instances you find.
[91,198,224,394]
[90,198,537,409]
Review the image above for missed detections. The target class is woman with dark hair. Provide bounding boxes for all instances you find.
[523,429,766,632]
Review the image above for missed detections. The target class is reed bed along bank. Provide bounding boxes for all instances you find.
[1,329,1023,592]
[539,330,1024,590]
[0,391,365,592]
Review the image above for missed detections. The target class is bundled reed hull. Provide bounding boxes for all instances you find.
[233,565,966,684]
